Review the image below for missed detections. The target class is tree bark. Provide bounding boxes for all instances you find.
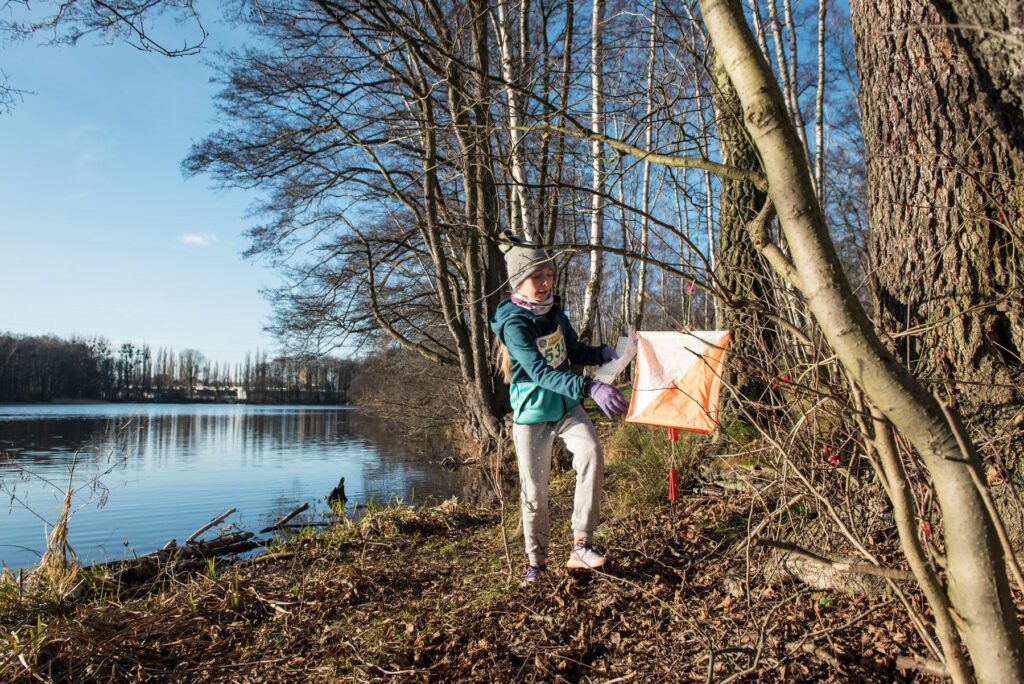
[851,0,1024,414]
[940,1,1024,151]
[580,0,606,341]
[701,1,1024,680]
[712,56,775,406]
[633,0,656,332]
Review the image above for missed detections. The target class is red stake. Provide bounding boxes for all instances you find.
[668,428,679,501]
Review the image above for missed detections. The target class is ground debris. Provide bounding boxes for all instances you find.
[1,490,953,682]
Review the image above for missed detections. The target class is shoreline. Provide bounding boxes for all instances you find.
[0,421,953,682]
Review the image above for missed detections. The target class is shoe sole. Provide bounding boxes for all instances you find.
[566,557,606,569]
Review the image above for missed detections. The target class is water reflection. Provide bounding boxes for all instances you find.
[0,404,477,570]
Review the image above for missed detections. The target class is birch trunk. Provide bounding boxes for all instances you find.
[813,0,826,195]
[493,0,533,239]
[580,0,605,340]
[544,0,573,247]
[633,0,657,332]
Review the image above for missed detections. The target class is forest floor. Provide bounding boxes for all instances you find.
[0,420,996,683]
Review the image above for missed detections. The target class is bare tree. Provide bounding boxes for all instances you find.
[178,348,205,399]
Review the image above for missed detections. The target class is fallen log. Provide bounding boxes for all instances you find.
[759,539,913,594]
[241,551,296,566]
[87,532,262,584]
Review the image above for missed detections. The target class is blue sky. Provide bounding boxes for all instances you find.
[0,20,281,367]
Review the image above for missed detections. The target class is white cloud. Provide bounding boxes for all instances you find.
[180,233,219,247]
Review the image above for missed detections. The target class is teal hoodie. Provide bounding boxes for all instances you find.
[490,297,606,424]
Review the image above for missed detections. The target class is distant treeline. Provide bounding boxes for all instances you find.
[0,332,356,404]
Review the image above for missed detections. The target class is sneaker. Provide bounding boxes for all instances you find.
[567,541,606,569]
[521,564,547,585]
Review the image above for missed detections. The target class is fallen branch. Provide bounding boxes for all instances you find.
[186,507,237,544]
[242,551,296,566]
[87,532,262,584]
[260,503,310,534]
[785,641,842,671]
[895,654,950,679]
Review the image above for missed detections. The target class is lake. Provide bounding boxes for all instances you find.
[0,404,476,571]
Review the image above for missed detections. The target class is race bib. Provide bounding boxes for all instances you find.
[536,327,567,368]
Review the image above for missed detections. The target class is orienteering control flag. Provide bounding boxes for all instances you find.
[626,330,731,434]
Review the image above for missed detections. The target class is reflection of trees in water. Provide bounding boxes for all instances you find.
[346,412,490,505]
[0,407,490,568]
[1,407,481,504]
[0,415,140,470]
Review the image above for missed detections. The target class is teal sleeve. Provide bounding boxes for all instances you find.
[562,316,606,366]
[503,319,588,399]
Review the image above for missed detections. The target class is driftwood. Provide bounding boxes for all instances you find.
[186,507,237,543]
[260,503,310,533]
[241,551,296,566]
[88,532,263,584]
[75,500,333,587]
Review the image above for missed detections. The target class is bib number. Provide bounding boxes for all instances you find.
[536,328,567,368]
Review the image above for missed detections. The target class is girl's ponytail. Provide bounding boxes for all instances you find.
[498,344,512,384]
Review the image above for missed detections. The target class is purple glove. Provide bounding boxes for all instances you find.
[587,379,628,419]
[601,345,620,364]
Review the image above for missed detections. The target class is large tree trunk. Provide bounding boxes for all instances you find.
[850,0,1024,416]
[712,57,775,406]
[940,1,1024,151]
[701,0,1024,680]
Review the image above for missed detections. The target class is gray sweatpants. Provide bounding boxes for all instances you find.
[513,404,603,566]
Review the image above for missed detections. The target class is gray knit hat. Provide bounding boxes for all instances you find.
[499,232,555,291]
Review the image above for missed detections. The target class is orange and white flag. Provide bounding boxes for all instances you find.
[626,330,731,434]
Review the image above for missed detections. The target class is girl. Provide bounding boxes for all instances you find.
[490,238,629,583]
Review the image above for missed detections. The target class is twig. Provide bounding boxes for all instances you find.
[259,503,310,534]
[186,508,237,544]
[734,493,804,558]
[242,551,296,566]
[600,675,636,684]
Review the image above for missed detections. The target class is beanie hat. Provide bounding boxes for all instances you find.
[499,231,555,291]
